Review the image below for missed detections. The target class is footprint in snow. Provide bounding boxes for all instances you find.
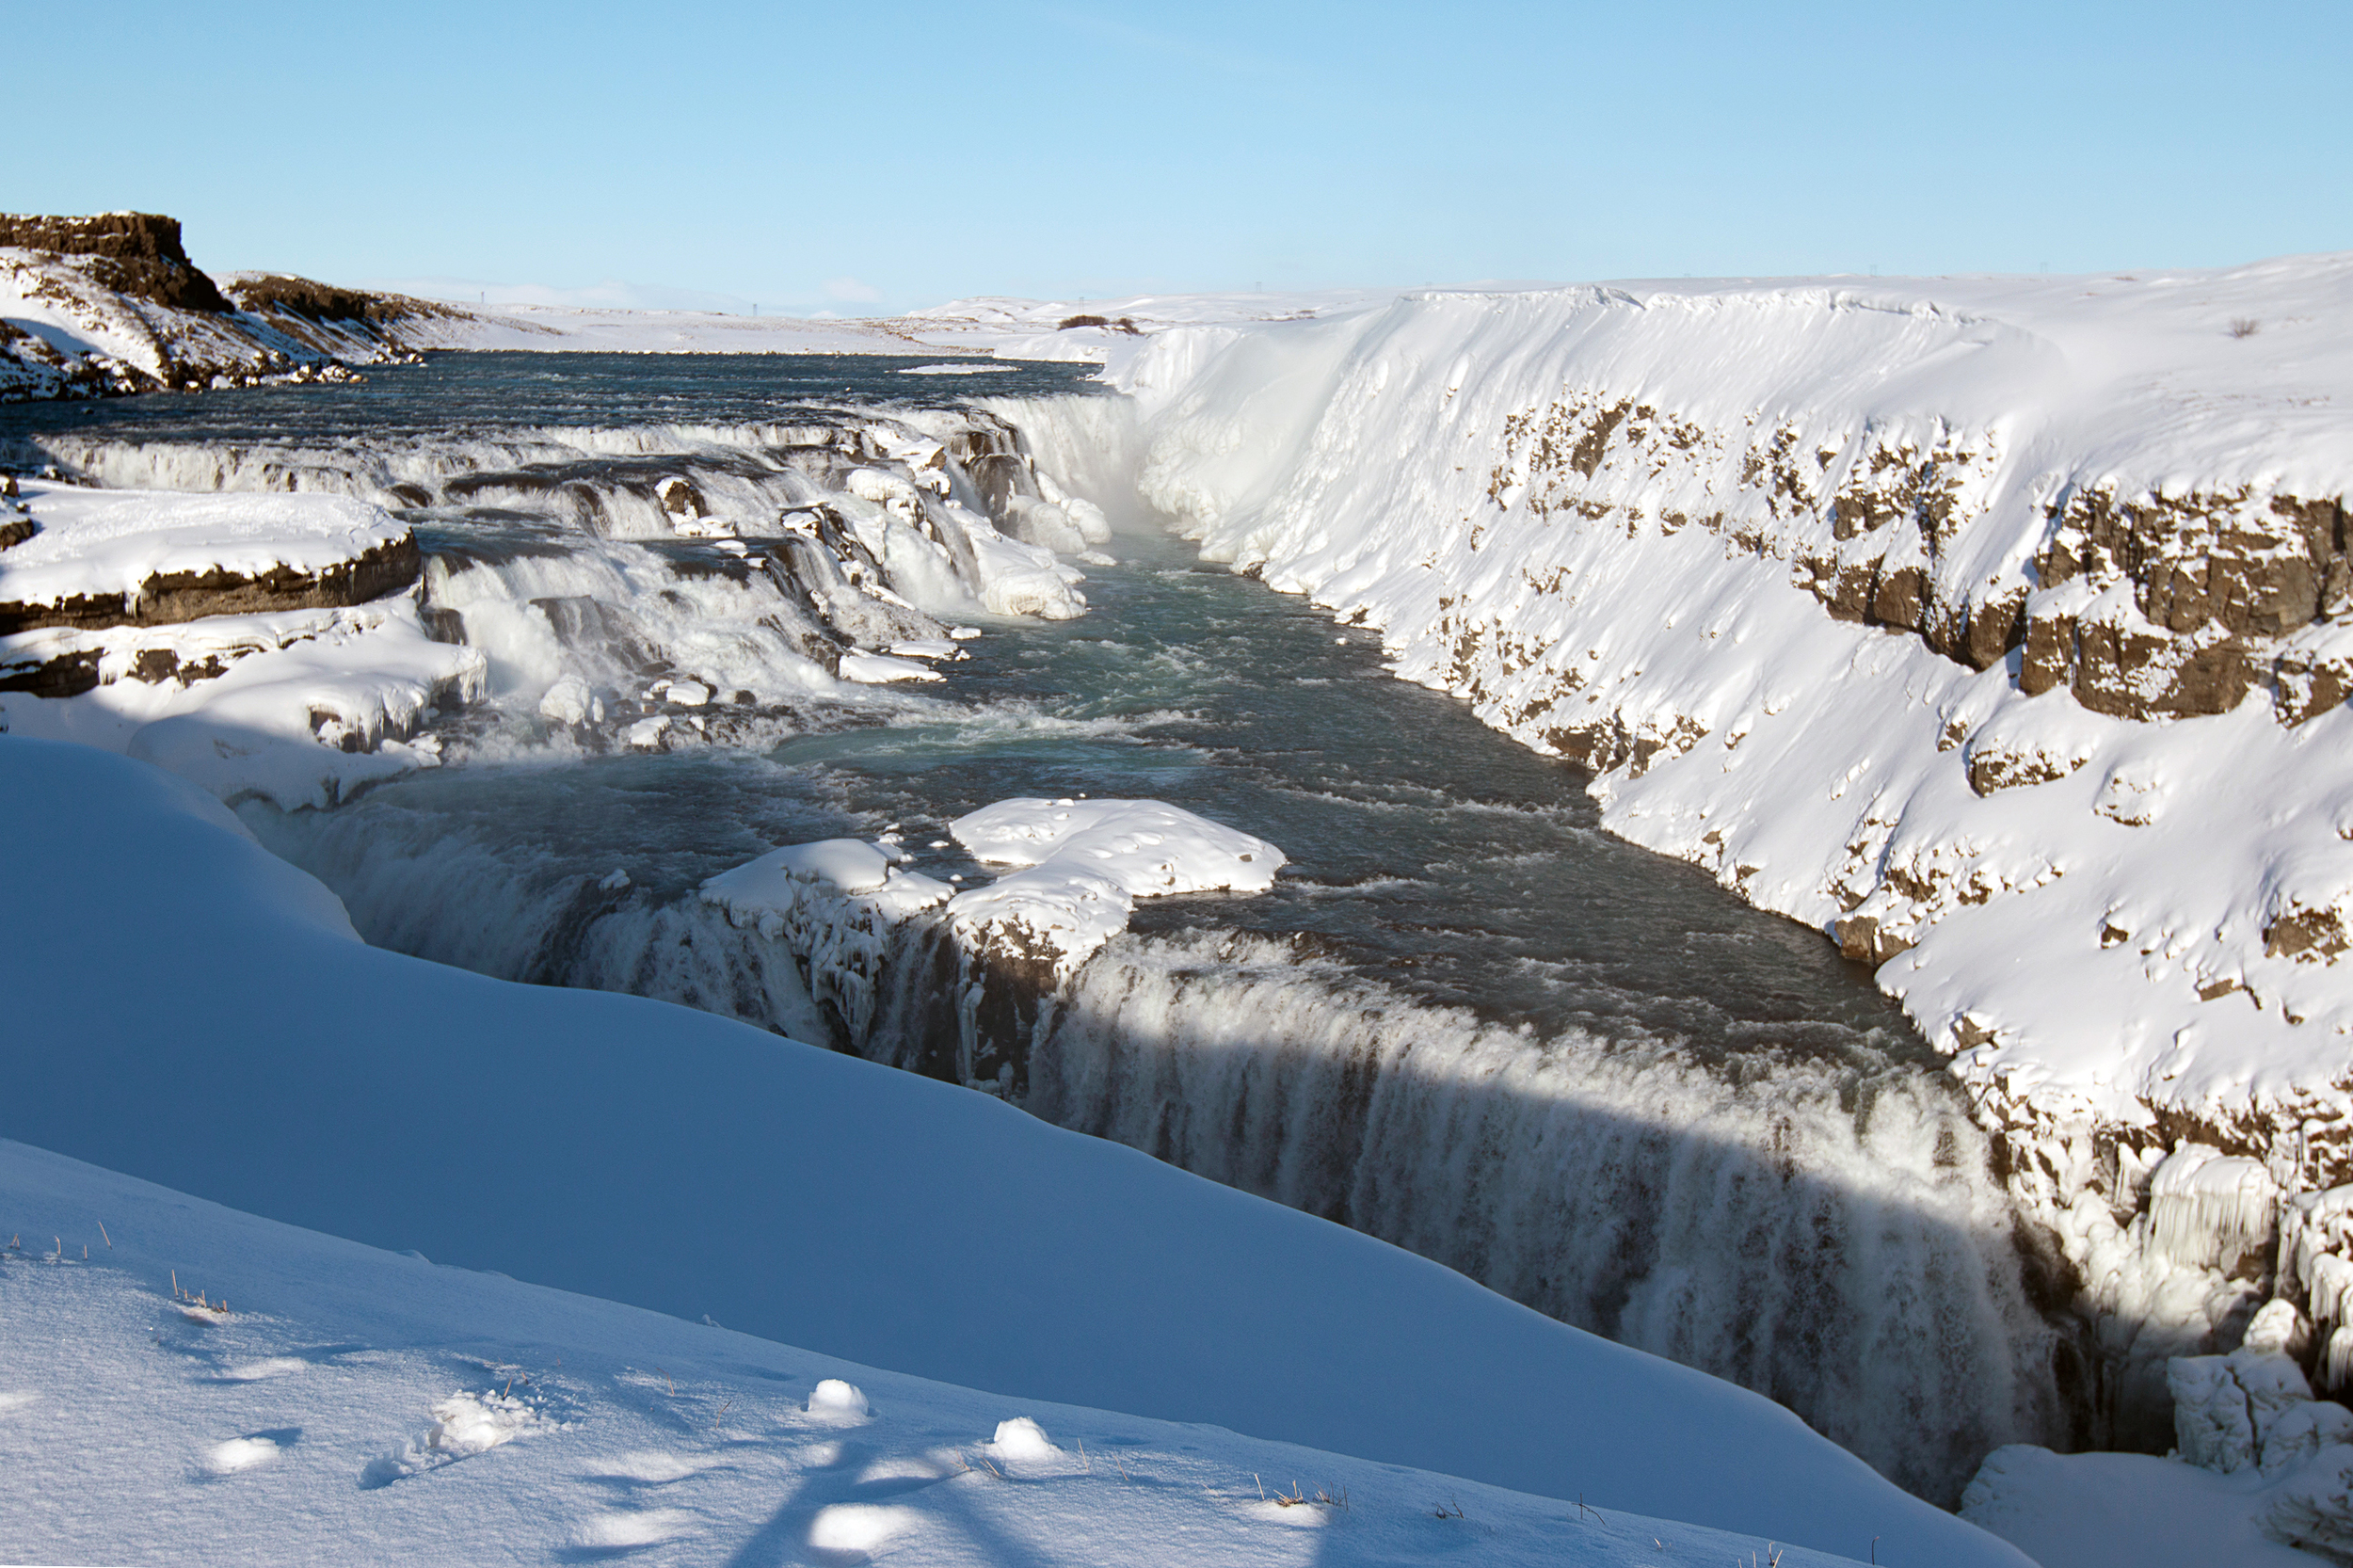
[583,1450,714,1486]
[563,1508,695,1555]
[806,1503,917,1567]
[216,1357,309,1383]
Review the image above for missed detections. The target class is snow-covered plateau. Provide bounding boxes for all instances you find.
[0,209,1342,400]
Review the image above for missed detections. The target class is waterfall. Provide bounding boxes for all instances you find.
[1023,929,2078,1502]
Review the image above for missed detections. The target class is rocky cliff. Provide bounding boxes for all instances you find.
[0,211,477,399]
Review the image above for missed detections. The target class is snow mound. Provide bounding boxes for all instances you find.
[945,797,1286,973]
[806,1378,872,1422]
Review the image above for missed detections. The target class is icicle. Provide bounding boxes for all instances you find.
[2147,1144,2278,1271]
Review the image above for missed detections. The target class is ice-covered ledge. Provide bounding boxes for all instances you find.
[0,480,419,632]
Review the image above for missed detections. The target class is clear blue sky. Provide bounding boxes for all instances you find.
[13,1,2348,313]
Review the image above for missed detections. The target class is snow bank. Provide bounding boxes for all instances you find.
[0,735,2024,1566]
[1961,1443,2319,1568]
[945,797,1287,974]
[0,1141,1892,1568]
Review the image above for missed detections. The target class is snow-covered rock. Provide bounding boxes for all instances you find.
[0,214,465,400]
[0,483,480,808]
[944,797,1287,976]
[0,480,416,629]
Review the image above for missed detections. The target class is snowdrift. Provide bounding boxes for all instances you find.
[0,735,2021,1567]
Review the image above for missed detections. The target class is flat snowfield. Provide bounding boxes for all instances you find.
[0,736,2027,1568]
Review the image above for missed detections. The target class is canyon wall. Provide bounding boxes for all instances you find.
[1030,258,2353,1452]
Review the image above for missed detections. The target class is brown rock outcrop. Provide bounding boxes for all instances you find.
[0,535,421,635]
[0,212,232,313]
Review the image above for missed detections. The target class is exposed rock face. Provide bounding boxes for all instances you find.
[222,273,461,362]
[0,211,232,312]
[0,216,478,402]
[1488,394,2352,738]
[0,535,421,635]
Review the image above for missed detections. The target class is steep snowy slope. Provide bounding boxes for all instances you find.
[0,736,2023,1567]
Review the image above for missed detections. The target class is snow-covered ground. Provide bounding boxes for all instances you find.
[0,734,2026,1567]
[1,1138,1901,1568]
[322,288,1375,362]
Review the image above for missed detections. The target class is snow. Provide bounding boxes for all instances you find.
[0,480,408,609]
[0,735,2023,1567]
[1029,253,2353,1147]
[1960,1444,2319,1568]
[0,595,481,808]
[0,1139,1897,1568]
[839,649,946,683]
[944,797,1287,973]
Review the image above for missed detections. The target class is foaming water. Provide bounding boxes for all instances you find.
[68,356,2086,1499]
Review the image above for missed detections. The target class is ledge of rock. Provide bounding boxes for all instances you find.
[0,483,420,633]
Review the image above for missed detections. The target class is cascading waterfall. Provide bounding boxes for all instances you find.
[1028,930,2077,1503]
[249,773,2081,1503]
